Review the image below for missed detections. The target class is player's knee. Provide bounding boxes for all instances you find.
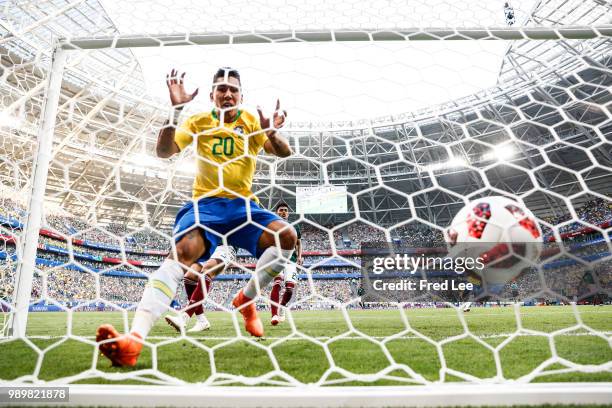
[175,236,205,266]
[278,226,297,250]
[185,263,205,279]
[184,269,199,281]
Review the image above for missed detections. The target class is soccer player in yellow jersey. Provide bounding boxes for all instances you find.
[96,67,297,367]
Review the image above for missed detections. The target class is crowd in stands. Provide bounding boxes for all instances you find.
[225,265,359,276]
[307,279,353,303]
[333,223,446,249]
[394,224,446,246]
[42,265,96,301]
[0,197,25,223]
[100,275,147,303]
[202,280,242,307]
[45,214,172,252]
[3,266,149,304]
[491,260,610,304]
[0,200,170,253]
[300,224,334,251]
[34,251,157,275]
[0,193,610,308]
[542,198,612,241]
[297,255,360,264]
[39,236,165,263]
[578,198,612,225]
[0,260,17,301]
[3,267,356,308]
[343,224,386,247]
[311,267,359,275]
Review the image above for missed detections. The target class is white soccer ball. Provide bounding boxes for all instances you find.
[446,195,544,285]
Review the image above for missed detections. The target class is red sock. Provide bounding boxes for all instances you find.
[280,281,295,307]
[186,275,212,317]
[184,277,197,300]
[270,276,282,316]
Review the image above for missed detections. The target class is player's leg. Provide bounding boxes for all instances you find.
[270,273,283,324]
[167,246,235,332]
[187,245,236,321]
[180,266,212,331]
[232,220,297,337]
[165,262,212,332]
[188,265,211,316]
[185,263,214,332]
[279,263,297,322]
[183,273,199,310]
[97,228,207,366]
[187,264,211,327]
[242,220,297,299]
[132,229,206,336]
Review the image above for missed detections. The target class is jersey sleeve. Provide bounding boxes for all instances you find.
[173,116,195,151]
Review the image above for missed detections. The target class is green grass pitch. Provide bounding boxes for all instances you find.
[1,305,610,385]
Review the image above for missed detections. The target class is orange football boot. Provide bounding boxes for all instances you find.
[96,324,143,367]
[232,290,264,337]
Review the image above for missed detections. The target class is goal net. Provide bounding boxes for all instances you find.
[0,0,610,406]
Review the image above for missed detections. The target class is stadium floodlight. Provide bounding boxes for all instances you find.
[426,157,470,171]
[483,145,515,162]
[1,0,611,405]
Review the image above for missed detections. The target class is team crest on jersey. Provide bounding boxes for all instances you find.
[234,126,245,135]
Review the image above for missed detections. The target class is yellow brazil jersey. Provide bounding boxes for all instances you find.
[174,109,267,201]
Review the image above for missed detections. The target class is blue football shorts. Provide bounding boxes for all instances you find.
[173,197,282,262]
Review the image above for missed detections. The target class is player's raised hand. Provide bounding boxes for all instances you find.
[166,69,199,108]
[257,99,287,131]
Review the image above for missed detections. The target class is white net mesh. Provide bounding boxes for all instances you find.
[0,0,610,399]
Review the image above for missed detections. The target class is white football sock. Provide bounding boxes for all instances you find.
[243,246,293,299]
[131,259,183,338]
[196,314,207,323]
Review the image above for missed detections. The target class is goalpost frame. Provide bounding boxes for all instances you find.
[6,26,612,406]
[12,24,612,338]
[8,45,66,338]
[58,26,612,50]
[7,383,611,407]
[12,24,611,338]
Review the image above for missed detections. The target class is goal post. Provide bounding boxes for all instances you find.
[8,46,66,338]
[60,383,612,407]
[11,24,611,339]
[59,26,612,50]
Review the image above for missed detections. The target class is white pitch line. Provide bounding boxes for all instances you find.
[20,331,612,341]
